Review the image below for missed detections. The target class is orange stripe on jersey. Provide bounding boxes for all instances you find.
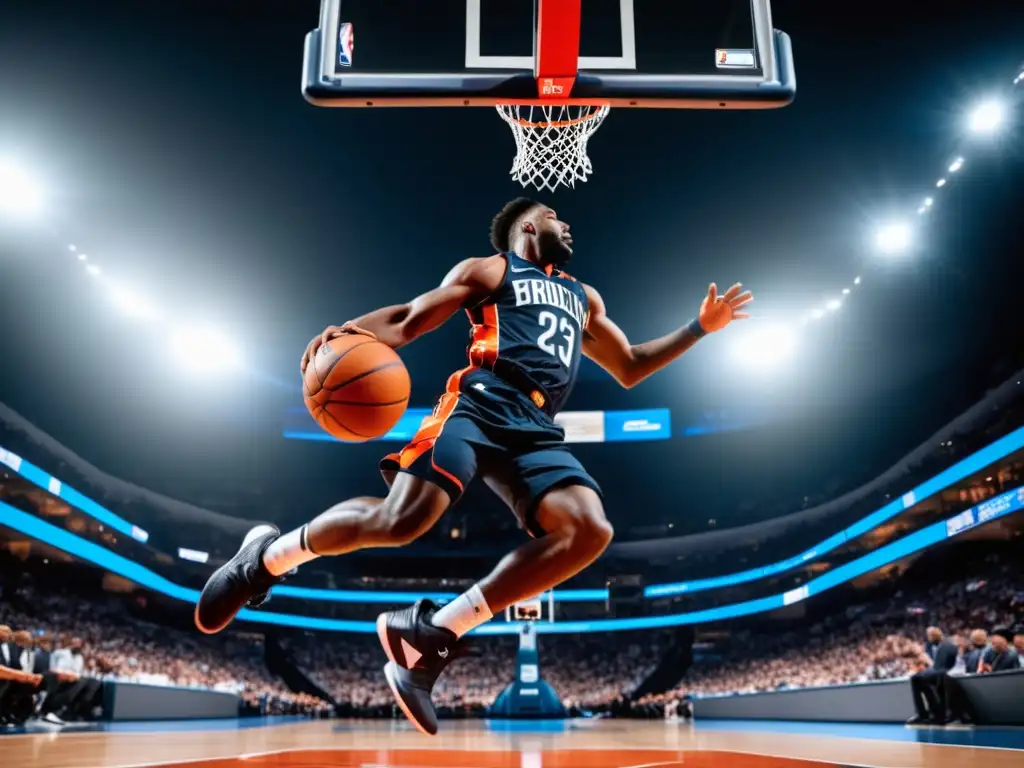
[397,440,432,470]
[430,456,465,492]
[467,304,500,368]
[399,366,470,452]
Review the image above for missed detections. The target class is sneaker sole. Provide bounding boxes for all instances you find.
[382,662,435,737]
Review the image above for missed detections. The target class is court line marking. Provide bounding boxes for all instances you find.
[11,724,1015,768]
[64,741,983,768]
[694,726,1024,755]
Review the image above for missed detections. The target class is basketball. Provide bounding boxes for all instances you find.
[303,334,411,442]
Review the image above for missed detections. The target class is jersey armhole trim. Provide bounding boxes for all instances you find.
[465,253,510,311]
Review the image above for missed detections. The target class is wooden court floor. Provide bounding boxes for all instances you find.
[2,718,1022,768]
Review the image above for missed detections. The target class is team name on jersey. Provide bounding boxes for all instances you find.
[511,279,587,330]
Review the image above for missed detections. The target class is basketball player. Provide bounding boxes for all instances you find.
[195,198,752,734]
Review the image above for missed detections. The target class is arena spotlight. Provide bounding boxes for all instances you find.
[0,159,44,219]
[86,264,102,277]
[936,178,947,188]
[730,324,798,373]
[826,299,842,312]
[874,222,912,255]
[170,326,242,374]
[107,283,162,321]
[968,99,1006,134]
[948,157,964,173]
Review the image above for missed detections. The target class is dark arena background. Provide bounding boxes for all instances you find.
[2,0,1024,766]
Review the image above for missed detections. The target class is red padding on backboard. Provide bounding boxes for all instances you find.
[535,0,581,99]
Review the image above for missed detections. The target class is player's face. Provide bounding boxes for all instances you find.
[531,206,573,266]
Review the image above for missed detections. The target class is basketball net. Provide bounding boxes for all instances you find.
[496,104,610,193]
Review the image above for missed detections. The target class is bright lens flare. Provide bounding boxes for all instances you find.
[730,324,798,374]
[0,159,44,218]
[170,327,242,374]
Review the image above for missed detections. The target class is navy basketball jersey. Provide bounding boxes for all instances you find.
[464,251,590,414]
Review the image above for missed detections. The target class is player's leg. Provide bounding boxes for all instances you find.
[194,473,452,635]
[474,483,612,612]
[195,411,482,636]
[377,450,610,735]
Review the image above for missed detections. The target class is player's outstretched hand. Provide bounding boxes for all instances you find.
[300,322,378,373]
[697,282,752,333]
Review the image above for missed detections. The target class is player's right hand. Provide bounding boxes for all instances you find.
[300,323,378,373]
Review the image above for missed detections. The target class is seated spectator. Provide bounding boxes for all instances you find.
[963,629,989,675]
[48,637,101,723]
[0,630,43,726]
[907,626,957,725]
[0,625,13,666]
[981,628,1020,673]
[1012,627,1024,668]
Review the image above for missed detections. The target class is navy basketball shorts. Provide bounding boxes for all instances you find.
[380,368,602,537]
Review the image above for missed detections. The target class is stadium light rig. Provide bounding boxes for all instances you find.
[874,222,912,255]
[16,60,1021,381]
[968,99,1007,134]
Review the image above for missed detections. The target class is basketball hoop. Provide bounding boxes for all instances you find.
[496,104,610,193]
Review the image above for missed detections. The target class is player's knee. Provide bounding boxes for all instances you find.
[542,489,613,557]
[574,506,614,556]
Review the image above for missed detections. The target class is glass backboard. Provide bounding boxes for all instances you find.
[302,0,795,109]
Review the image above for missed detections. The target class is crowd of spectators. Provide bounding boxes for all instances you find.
[0,566,676,727]
[1,541,1021,728]
[621,554,1024,723]
[0,581,331,726]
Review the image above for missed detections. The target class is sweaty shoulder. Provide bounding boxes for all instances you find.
[441,255,507,305]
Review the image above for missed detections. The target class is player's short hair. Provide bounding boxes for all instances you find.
[490,197,540,253]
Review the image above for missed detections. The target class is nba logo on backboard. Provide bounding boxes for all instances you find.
[337,22,354,67]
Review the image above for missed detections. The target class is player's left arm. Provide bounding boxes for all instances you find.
[582,282,752,389]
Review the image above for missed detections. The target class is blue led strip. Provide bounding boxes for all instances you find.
[1,424,1022,605]
[3,486,1020,635]
[644,425,1024,598]
[0,451,143,541]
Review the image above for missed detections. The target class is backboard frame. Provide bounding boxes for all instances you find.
[504,592,556,623]
[302,0,796,109]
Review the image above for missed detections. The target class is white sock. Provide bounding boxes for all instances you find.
[261,525,319,576]
[430,584,493,638]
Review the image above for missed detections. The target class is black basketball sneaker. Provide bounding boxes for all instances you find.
[376,599,462,735]
[194,525,283,634]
